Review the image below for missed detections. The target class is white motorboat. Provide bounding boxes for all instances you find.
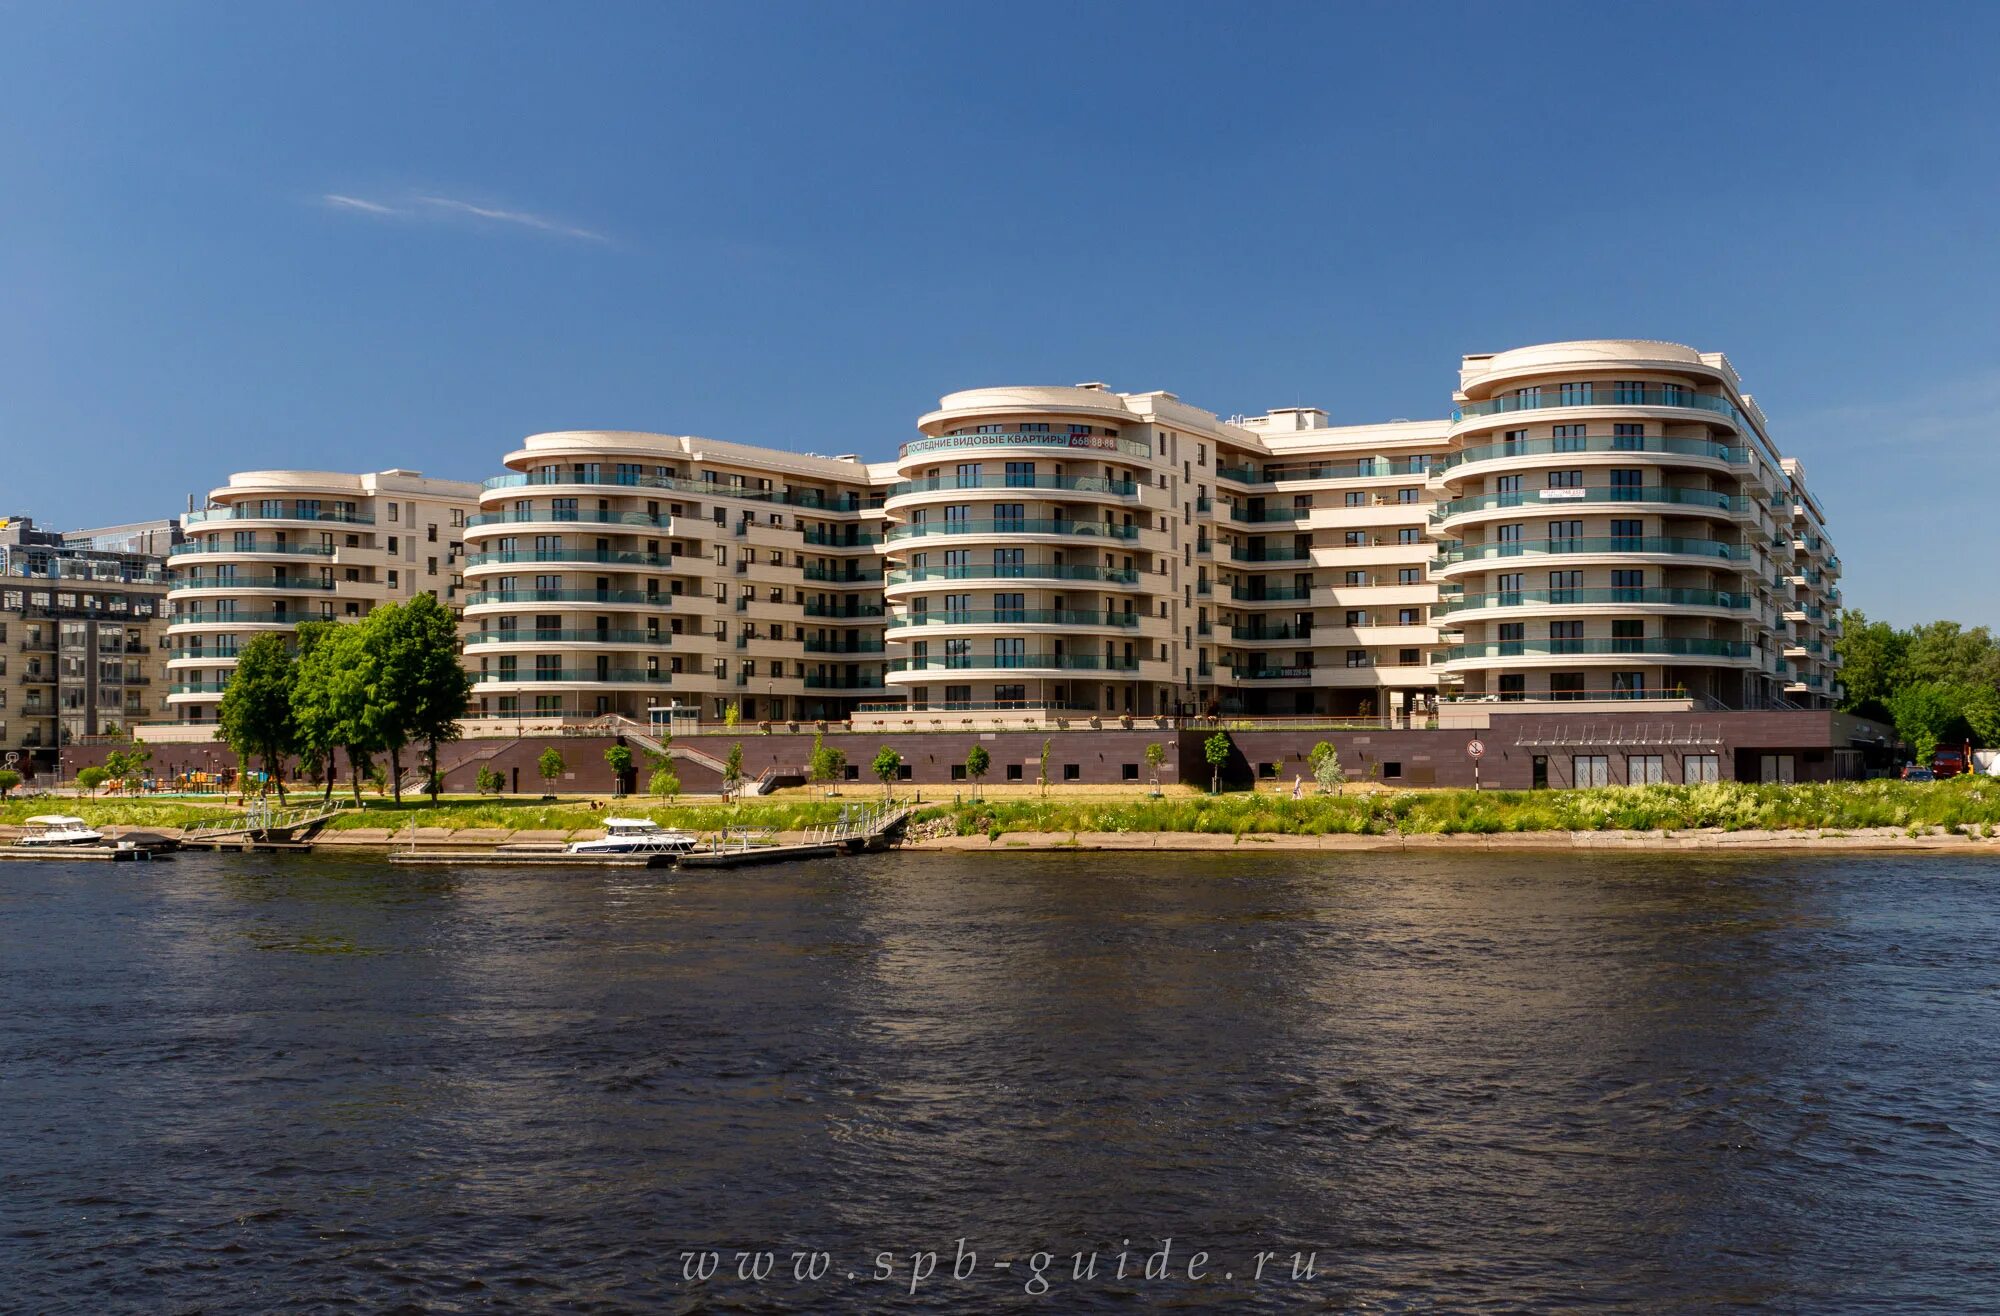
[16,815,107,847]
[565,817,700,856]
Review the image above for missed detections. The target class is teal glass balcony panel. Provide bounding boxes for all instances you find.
[886,475,1136,498]
[802,673,889,689]
[464,629,674,645]
[1432,487,1747,519]
[1218,457,1433,484]
[887,565,1140,586]
[462,550,671,568]
[888,653,1140,673]
[802,638,886,653]
[1229,666,1316,680]
[184,507,374,525]
[1451,386,1748,428]
[1228,624,1314,641]
[1434,537,1747,565]
[167,611,318,626]
[168,682,232,694]
[467,510,672,529]
[463,589,666,606]
[803,602,887,618]
[473,669,676,685]
[1437,435,1748,473]
[482,469,875,512]
[1432,587,1753,616]
[898,433,1153,461]
[800,529,886,547]
[169,541,336,557]
[889,609,1139,629]
[885,519,1139,542]
[1227,545,1310,563]
[170,576,334,591]
[1436,638,1754,661]
[801,565,886,582]
[1228,505,1314,523]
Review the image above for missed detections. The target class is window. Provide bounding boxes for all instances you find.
[1684,754,1721,783]
[1063,763,1080,781]
[1629,755,1666,785]
[1345,491,1366,507]
[1345,649,1368,668]
[1610,670,1648,699]
[1611,620,1644,653]
[1381,761,1402,780]
[1547,469,1583,489]
[1611,569,1644,599]
[1613,424,1645,450]
[1006,763,1024,781]
[1558,382,1593,407]
[1122,763,1140,781]
[1398,608,1419,625]
[1345,571,1366,586]
[1397,488,1419,504]
[427,524,438,543]
[1549,569,1580,601]
[1551,424,1586,451]
[1397,528,1420,544]
[1549,620,1584,651]
[1573,755,1610,788]
[1344,531,1366,547]
[1547,520,1581,542]
[1609,469,1644,499]
[1550,672,1588,701]
[1498,674,1526,702]
[1495,474,1523,494]
[1399,567,1421,585]
[1398,648,1420,666]
[1610,519,1643,545]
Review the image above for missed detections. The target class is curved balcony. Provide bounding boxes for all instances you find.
[899,432,1152,462]
[1434,587,1754,620]
[166,611,311,627]
[1435,435,1748,478]
[184,507,374,526]
[886,565,1141,587]
[1226,545,1310,564]
[803,601,886,618]
[1431,487,1749,525]
[1217,457,1432,485]
[886,474,1138,499]
[463,588,668,607]
[1434,537,1748,573]
[887,609,1140,631]
[802,673,888,690]
[1435,637,1755,664]
[472,669,677,687]
[884,518,1139,544]
[464,629,675,647]
[1227,624,1315,643]
[886,653,1141,675]
[466,510,672,531]
[169,541,337,558]
[482,469,875,513]
[802,637,886,653]
[802,565,885,583]
[1228,665,1316,681]
[462,550,672,569]
[800,529,885,548]
[1450,386,1749,431]
[168,576,334,592]
[168,681,233,695]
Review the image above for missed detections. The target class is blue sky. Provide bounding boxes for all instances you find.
[2,1,1994,627]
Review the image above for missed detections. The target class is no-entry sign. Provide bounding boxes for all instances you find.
[1466,740,1485,759]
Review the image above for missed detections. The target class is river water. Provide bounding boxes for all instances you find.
[4,849,1998,1312]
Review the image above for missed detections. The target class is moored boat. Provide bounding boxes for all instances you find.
[15,815,106,847]
[565,817,700,856]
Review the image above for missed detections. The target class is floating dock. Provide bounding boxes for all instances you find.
[676,841,840,869]
[387,850,669,868]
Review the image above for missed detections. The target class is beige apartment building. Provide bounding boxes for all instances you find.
[138,340,1840,738]
[164,469,481,725]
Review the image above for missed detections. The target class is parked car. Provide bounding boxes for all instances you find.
[1901,765,1937,782]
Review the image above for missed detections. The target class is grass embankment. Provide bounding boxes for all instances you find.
[934,778,2000,838]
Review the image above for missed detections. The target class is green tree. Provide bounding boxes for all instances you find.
[723,701,741,730]
[806,731,835,798]
[76,766,109,795]
[104,746,153,795]
[722,742,745,799]
[964,744,990,799]
[1037,737,1052,798]
[383,594,473,804]
[292,620,382,804]
[1887,682,1960,765]
[1834,610,1908,718]
[872,745,901,799]
[1204,730,1233,794]
[216,632,296,801]
[604,743,634,795]
[0,768,18,798]
[1902,620,2000,691]
[1308,740,1343,794]
[1144,741,1167,793]
[823,743,848,795]
[537,747,566,795]
[474,764,504,795]
[649,763,681,802]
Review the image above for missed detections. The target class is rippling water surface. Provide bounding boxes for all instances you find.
[4,849,1999,1312]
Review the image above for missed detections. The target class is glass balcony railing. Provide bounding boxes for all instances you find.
[169,541,337,557]
[898,433,1153,461]
[463,588,664,606]
[167,611,315,626]
[887,653,1140,673]
[885,475,1137,498]
[800,529,886,547]
[466,510,671,530]
[1229,665,1316,680]
[1436,638,1754,661]
[184,506,374,525]
[1434,537,1747,565]
[474,669,677,685]
[1229,585,1314,602]
[481,469,876,513]
[1436,435,1747,474]
[803,602,886,618]
[462,550,672,568]
[886,565,1140,586]
[1228,545,1310,563]
[1433,587,1752,616]
[464,629,674,646]
[885,519,1139,542]
[169,575,335,591]
[801,565,885,582]
[1228,624,1314,641]
[1451,386,1748,429]
[802,673,889,689]
[168,681,232,694]
[1227,505,1315,523]
[802,637,886,653]
[889,609,1139,629]
[1431,487,1747,519]
[1217,458,1433,484]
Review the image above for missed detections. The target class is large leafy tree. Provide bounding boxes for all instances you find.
[292,621,379,804]
[371,594,472,803]
[1832,610,1907,720]
[216,632,296,801]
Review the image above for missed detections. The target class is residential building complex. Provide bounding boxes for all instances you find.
[163,470,481,725]
[134,339,1840,738]
[0,517,176,768]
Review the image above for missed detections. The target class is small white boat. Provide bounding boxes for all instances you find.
[16,815,107,847]
[565,817,699,856]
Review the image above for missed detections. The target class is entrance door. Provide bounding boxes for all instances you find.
[1532,755,1548,789]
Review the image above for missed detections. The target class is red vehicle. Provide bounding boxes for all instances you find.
[1932,748,1967,778]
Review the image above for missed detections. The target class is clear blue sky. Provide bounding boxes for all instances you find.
[2,1,1994,627]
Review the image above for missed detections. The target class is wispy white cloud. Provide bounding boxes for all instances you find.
[318,191,606,243]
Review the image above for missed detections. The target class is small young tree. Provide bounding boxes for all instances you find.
[649,763,681,802]
[806,731,834,798]
[474,764,504,795]
[1309,740,1343,795]
[76,766,109,796]
[1204,730,1233,794]
[1037,737,1052,798]
[1144,741,1167,795]
[604,743,634,796]
[872,745,901,799]
[0,768,19,799]
[104,746,153,796]
[723,701,741,731]
[537,747,566,797]
[722,742,745,800]
[964,744,990,800]
[824,744,848,795]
